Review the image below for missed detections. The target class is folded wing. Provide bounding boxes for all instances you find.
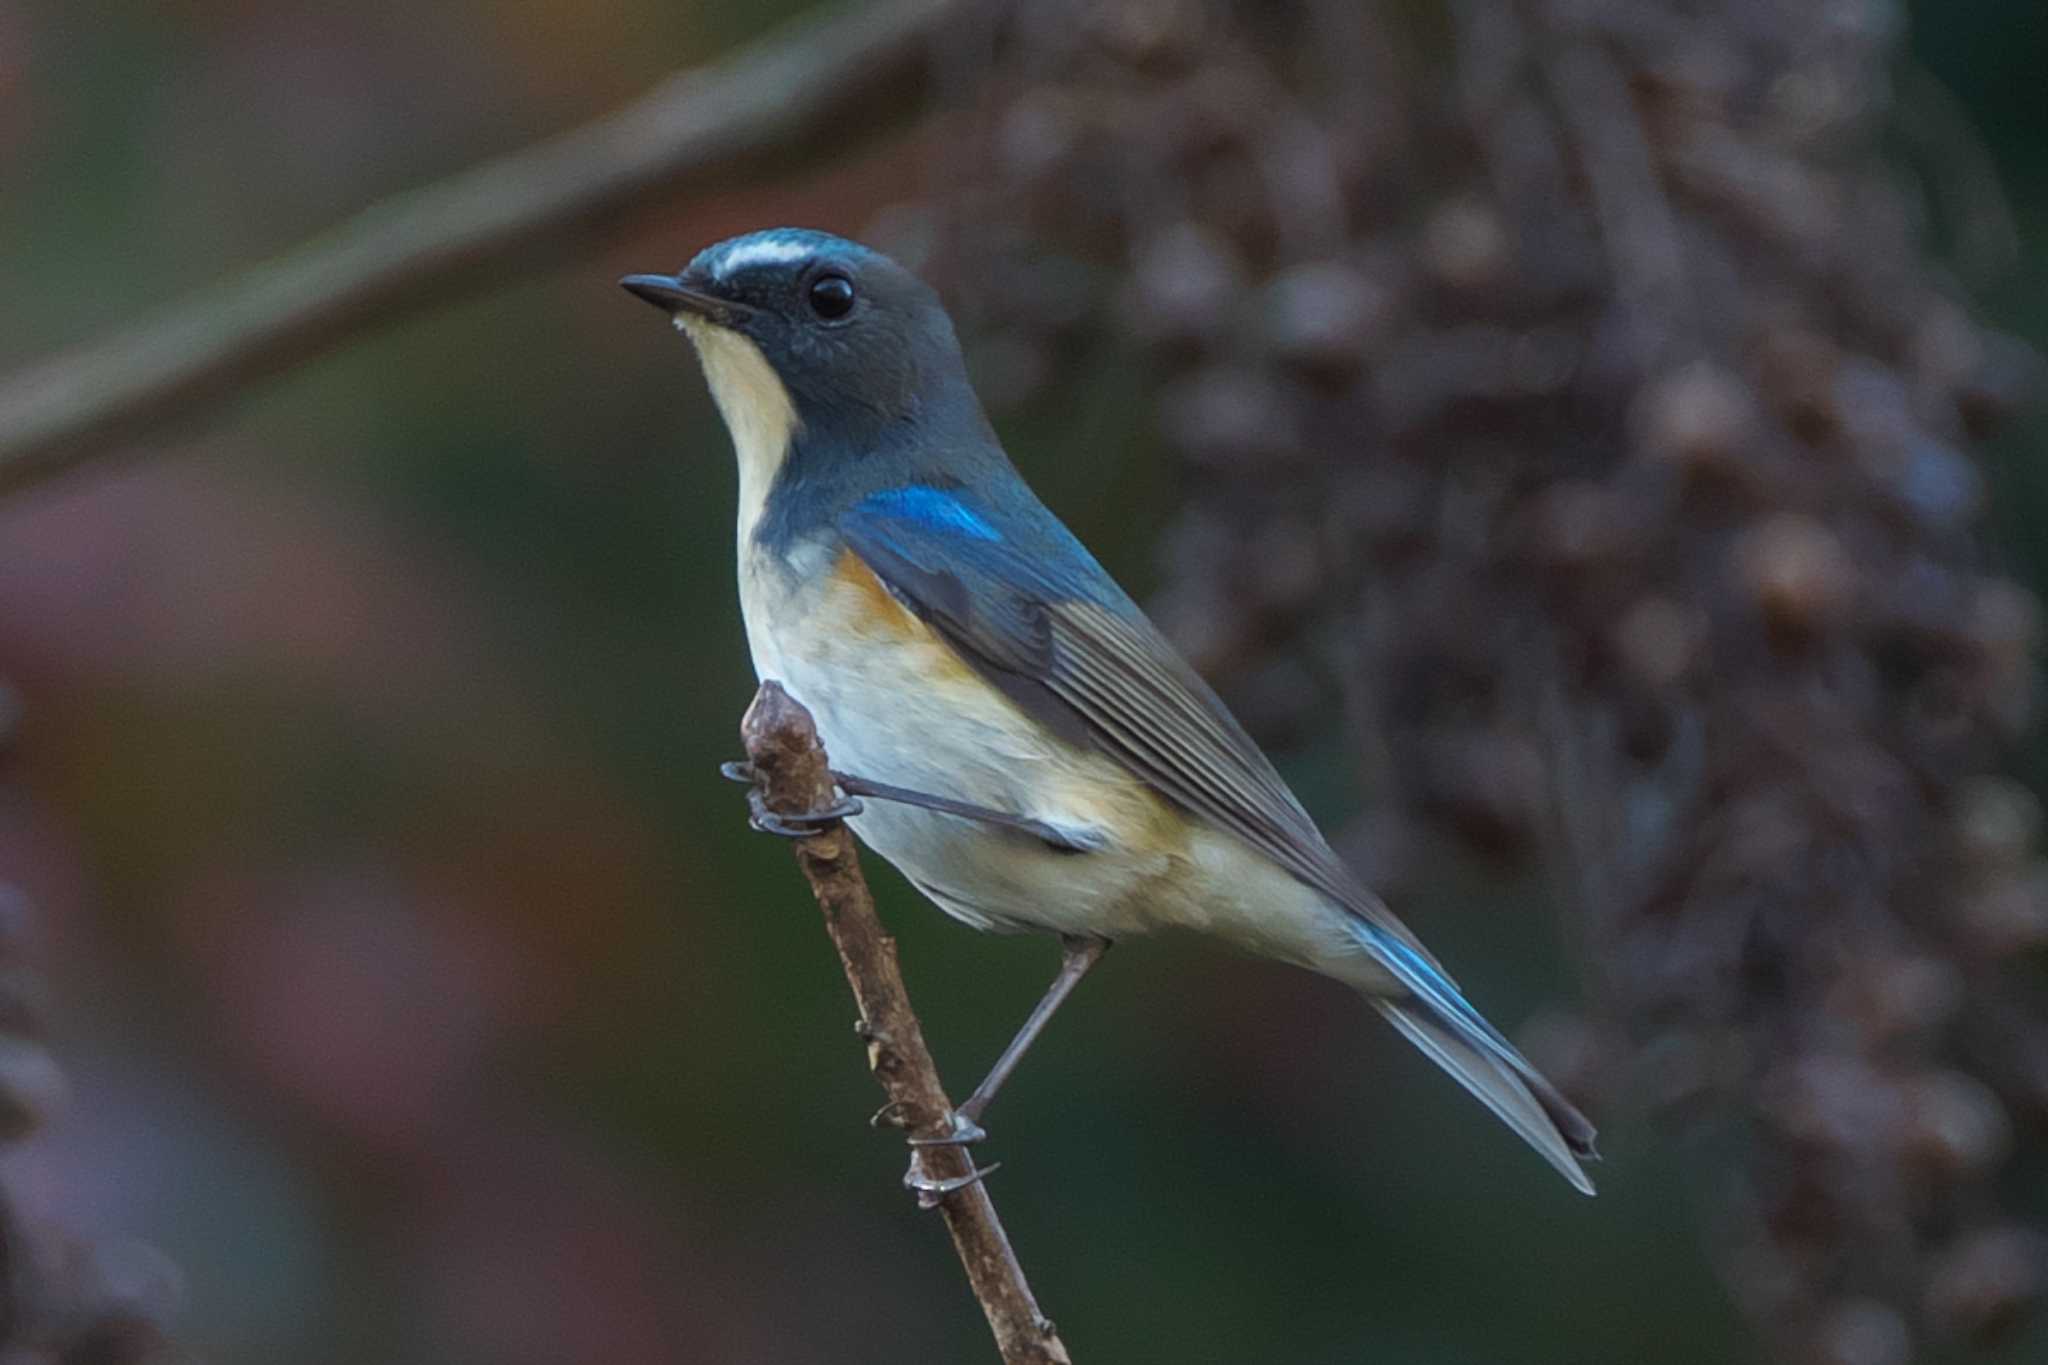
[841,483,1596,1187]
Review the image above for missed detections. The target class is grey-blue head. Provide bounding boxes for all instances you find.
[622,228,984,447]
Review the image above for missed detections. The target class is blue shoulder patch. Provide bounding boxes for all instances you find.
[858,486,1002,542]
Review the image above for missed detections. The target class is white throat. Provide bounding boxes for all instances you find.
[679,316,801,551]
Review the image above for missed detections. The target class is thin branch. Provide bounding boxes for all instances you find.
[740,682,1073,1365]
[0,0,961,497]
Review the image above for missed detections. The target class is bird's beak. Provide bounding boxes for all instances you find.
[619,272,752,326]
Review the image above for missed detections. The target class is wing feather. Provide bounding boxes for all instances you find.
[841,497,1435,960]
[842,490,1598,1182]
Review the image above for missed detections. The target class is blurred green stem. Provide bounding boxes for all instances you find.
[0,0,960,498]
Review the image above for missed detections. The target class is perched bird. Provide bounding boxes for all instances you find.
[623,228,1597,1195]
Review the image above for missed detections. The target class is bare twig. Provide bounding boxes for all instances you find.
[0,0,960,497]
[739,682,1072,1365]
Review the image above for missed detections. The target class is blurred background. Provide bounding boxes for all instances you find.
[1,1,2045,1362]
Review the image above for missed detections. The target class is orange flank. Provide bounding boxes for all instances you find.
[829,547,977,679]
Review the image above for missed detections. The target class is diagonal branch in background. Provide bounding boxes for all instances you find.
[739,682,1073,1365]
[0,0,961,498]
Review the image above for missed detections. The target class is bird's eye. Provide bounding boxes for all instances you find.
[808,272,856,320]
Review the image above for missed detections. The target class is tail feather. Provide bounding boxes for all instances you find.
[1372,999,1597,1195]
[1353,922,1598,1195]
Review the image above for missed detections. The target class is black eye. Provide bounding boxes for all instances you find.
[808,271,855,320]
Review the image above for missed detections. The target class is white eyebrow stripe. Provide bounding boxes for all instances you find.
[712,237,813,277]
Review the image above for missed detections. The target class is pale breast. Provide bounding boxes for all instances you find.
[739,541,1183,937]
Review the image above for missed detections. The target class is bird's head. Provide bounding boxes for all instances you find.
[622,228,976,453]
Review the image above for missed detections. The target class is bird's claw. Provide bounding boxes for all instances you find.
[903,1152,1001,1209]
[723,758,863,835]
[906,1110,989,1148]
[887,1109,995,1205]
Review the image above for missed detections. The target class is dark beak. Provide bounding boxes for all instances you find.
[619,272,751,325]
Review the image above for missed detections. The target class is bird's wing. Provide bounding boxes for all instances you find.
[839,484,1433,958]
[843,485,1601,1181]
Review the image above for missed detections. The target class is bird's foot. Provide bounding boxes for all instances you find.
[718,760,863,837]
[875,1107,995,1207]
[905,1109,989,1148]
[903,1149,1001,1209]
[744,789,862,838]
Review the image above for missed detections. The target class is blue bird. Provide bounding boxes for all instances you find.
[623,229,1597,1196]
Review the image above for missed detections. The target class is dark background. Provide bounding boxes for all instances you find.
[0,2,2043,1362]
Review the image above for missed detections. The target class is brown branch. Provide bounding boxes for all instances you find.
[0,0,960,497]
[740,682,1073,1365]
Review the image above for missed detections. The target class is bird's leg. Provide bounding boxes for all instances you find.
[900,937,1104,1206]
[831,772,1104,853]
[909,934,1111,1150]
[726,754,1108,1196]
[718,760,863,837]
[724,759,1104,850]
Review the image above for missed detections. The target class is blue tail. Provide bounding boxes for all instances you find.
[1359,925,1598,1195]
